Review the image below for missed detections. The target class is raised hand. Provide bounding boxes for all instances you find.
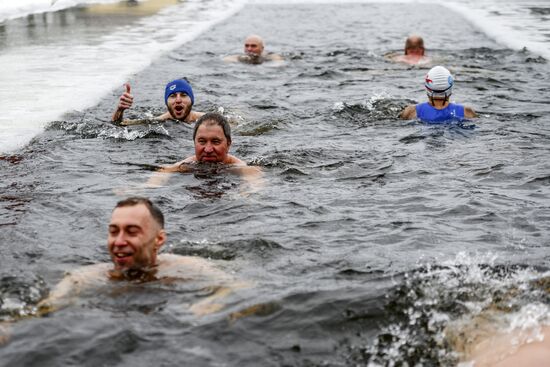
[112,83,133,123]
[117,83,133,110]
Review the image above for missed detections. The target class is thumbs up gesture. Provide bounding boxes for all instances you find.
[117,83,133,110]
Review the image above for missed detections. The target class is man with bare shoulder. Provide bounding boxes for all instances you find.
[224,34,283,65]
[112,78,204,126]
[37,197,241,316]
[387,35,431,66]
[148,112,263,192]
[400,66,477,124]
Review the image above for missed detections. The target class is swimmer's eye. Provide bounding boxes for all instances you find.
[125,225,141,236]
[169,92,188,99]
[197,138,206,144]
[212,139,222,145]
[108,226,119,236]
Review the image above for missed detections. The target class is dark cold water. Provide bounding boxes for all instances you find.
[1,2,550,366]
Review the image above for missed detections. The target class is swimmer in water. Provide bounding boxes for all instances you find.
[223,34,284,65]
[37,197,243,316]
[446,275,550,366]
[147,112,263,191]
[112,78,204,126]
[399,65,477,123]
[386,35,431,66]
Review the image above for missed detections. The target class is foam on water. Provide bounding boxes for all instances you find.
[441,0,550,60]
[0,0,245,153]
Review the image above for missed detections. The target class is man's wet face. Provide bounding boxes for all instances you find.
[166,92,192,121]
[194,122,230,163]
[108,204,162,271]
[244,37,264,56]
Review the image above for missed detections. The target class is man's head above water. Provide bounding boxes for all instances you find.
[244,34,265,57]
[192,112,233,163]
[112,78,203,125]
[108,197,166,272]
[223,34,283,65]
[164,79,195,121]
[404,35,425,56]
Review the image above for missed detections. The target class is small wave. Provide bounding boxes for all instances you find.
[169,237,285,260]
[332,96,409,125]
[0,274,48,321]
[529,7,550,16]
[46,119,173,140]
[251,148,329,171]
[236,118,284,136]
[295,69,344,80]
[349,253,549,366]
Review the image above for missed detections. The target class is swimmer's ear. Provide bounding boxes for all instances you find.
[155,229,166,250]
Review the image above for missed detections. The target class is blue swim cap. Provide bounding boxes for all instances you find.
[164,79,194,105]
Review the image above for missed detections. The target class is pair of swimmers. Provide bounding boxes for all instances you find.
[112,78,262,187]
[386,35,477,122]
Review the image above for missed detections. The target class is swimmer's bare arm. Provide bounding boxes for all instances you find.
[0,322,12,345]
[2,266,103,345]
[265,53,284,64]
[399,105,417,120]
[112,83,133,123]
[464,106,477,118]
[146,158,195,187]
[111,84,162,126]
[171,256,250,316]
[37,264,108,314]
[228,164,265,195]
[223,55,241,63]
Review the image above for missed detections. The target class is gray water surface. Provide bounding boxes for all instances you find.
[1,3,549,366]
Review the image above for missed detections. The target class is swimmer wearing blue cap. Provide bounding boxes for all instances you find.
[400,66,477,123]
[112,79,204,126]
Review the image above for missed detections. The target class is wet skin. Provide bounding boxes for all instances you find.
[108,204,165,272]
[194,123,231,163]
[166,91,192,121]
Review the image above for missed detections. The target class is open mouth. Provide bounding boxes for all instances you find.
[113,252,132,264]
[174,106,184,113]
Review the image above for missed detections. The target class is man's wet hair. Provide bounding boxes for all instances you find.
[115,197,165,228]
[405,35,425,55]
[193,112,232,144]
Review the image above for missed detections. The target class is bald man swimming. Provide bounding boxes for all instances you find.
[224,34,283,64]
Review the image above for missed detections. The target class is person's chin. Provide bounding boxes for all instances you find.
[170,108,188,120]
[200,156,220,163]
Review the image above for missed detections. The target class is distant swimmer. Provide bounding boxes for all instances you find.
[147,112,263,190]
[37,197,244,316]
[223,34,284,65]
[386,35,431,66]
[399,66,477,123]
[112,78,204,126]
